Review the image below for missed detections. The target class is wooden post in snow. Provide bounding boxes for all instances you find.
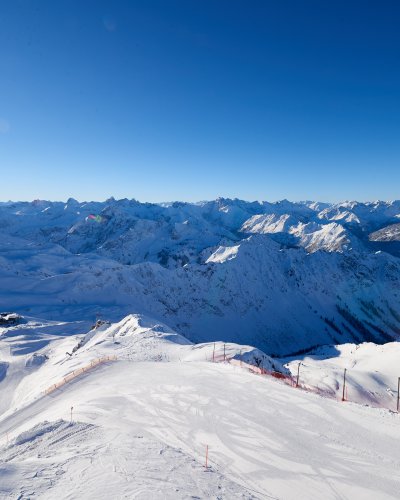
[223,343,226,362]
[397,377,400,412]
[212,343,215,362]
[296,362,301,388]
[70,406,74,423]
[342,368,347,402]
[205,444,209,469]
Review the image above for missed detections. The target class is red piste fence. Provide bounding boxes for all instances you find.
[228,358,295,385]
[224,356,397,410]
[228,357,343,397]
[44,355,117,395]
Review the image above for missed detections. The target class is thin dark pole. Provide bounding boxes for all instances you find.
[397,377,400,412]
[342,368,347,402]
[296,362,301,388]
[223,343,226,362]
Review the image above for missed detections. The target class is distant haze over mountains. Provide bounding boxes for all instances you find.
[1,197,400,355]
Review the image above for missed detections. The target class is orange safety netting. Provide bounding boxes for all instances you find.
[44,355,117,395]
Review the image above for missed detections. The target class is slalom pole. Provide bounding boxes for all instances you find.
[342,368,347,402]
[223,343,226,362]
[205,444,209,469]
[70,406,74,423]
[212,343,215,362]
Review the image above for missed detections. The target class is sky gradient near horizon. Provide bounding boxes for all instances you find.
[1,1,400,203]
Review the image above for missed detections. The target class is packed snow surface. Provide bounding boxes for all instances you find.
[282,341,400,409]
[1,316,400,499]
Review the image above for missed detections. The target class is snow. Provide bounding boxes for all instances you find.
[1,420,252,499]
[1,316,400,498]
[206,245,240,263]
[369,223,400,242]
[240,213,299,234]
[282,342,400,409]
[1,197,400,497]
[0,198,400,354]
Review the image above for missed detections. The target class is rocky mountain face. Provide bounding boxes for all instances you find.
[1,198,400,355]
[370,223,400,242]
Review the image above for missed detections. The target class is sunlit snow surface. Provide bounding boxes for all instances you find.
[1,316,400,499]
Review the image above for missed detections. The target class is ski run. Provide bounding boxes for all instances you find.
[1,314,400,499]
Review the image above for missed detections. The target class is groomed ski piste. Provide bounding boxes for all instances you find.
[1,315,400,499]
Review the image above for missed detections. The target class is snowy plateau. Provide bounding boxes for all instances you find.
[1,197,400,499]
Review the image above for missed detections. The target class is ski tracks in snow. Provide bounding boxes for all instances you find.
[0,418,254,499]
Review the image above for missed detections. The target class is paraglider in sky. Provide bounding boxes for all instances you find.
[85,214,104,223]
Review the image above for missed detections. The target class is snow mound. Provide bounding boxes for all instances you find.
[25,353,48,368]
[78,314,193,362]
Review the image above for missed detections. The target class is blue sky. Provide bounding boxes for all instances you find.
[1,1,399,202]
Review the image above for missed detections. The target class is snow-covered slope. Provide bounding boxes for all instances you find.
[0,314,285,417]
[1,316,400,499]
[282,341,400,409]
[1,198,400,355]
[369,222,400,242]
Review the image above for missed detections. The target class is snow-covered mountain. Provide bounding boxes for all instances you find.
[1,198,400,355]
[370,222,400,242]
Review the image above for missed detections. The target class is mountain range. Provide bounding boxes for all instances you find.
[1,197,400,355]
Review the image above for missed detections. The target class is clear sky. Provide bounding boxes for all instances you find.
[1,1,399,203]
